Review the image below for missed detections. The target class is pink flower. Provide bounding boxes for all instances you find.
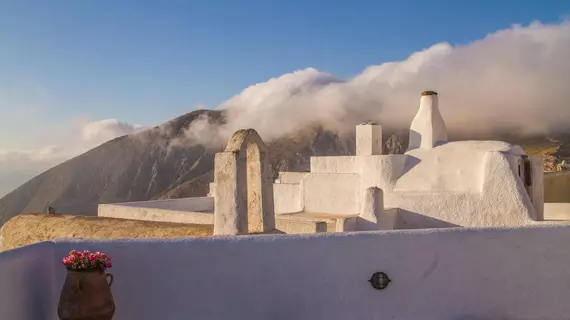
[62,250,112,271]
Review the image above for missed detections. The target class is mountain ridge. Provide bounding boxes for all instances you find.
[0,109,567,226]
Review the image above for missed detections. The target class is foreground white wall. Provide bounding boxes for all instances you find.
[46,225,570,320]
[0,242,56,320]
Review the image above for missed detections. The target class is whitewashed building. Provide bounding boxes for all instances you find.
[2,91,570,319]
[100,91,566,233]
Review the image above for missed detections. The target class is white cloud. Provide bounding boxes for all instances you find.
[81,119,145,145]
[181,20,570,146]
[0,118,145,197]
[0,119,145,166]
[4,20,570,196]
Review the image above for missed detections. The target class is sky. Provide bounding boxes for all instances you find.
[1,0,570,196]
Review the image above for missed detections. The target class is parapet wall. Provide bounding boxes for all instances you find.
[0,242,56,319]
[2,226,570,319]
[0,214,213,251]
[545,171,570,202]
[105,197,214,212]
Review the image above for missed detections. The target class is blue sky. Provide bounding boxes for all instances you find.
[1,0,569,127]
[1,0,570,197]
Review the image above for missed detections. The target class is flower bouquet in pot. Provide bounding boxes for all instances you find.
[58,250,115,320]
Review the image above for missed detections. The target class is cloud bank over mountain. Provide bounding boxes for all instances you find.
[182,21,570,145]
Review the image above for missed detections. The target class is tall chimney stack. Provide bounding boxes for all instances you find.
[407,91,448,151]
[356,121,383,155]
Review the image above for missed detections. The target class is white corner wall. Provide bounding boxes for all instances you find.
[46,225,570,320]
[544,203,570,220]
[273,183,302,214]
[302,173,360,215]
[0,242,57,320]
[310,156,357,174]
[275,172,309,184]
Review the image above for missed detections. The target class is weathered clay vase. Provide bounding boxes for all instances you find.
[58,269,115,320]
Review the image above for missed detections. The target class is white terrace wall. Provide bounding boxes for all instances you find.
[273,183,302,213]
[545,171,570,203]
[106,197,214,211]
[0,242,57,320]
[544,203,570,220]
[99,197,215,224]
[99,201,326,234]
[40,225,570,320]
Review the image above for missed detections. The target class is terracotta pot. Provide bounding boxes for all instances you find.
[58,269,115,320]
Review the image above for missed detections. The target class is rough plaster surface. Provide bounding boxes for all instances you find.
[273,183,302,214]
[214,129,275,235]
[274,218,327,234]
[544,203,570,220]
[358,155,408,190]
[13,225,566,320]
[302,173,360,215]
[397,141,523,192]
[544,171,570,203]
[356,124,382,156]
[407,93,448,151]
[310,156,357,174]
[275,172,309,184]
[384,151,534,228]
[214,151,247,235]
[357,187,385,230]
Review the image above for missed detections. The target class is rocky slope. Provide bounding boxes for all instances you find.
[0,107,567,226]
[0,110,362,225]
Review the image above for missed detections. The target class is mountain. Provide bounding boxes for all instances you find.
[1,108,567,226]
[0,110,358,225]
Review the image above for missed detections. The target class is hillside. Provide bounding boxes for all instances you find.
[0,108,568,226]
[0,110,357,225]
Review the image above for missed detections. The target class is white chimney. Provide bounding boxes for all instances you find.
[356,122,383,155]
[407,91,447,151]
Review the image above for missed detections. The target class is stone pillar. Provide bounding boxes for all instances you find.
[408,91,448,151]
[357,187,384,230]
[213,129,276,236]
[213,152,247,235]
[356,122,383,156]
